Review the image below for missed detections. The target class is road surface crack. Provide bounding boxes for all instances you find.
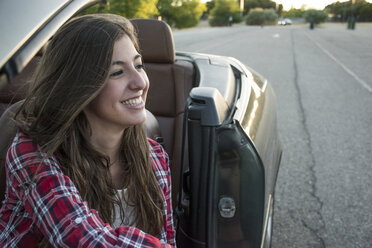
[291,29,326,248]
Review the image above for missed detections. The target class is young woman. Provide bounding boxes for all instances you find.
[0,14,175,247]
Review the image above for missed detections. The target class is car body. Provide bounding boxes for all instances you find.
[278,18,292,25]
[0,0,282,247]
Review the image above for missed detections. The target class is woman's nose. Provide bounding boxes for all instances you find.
[128,70,148,90]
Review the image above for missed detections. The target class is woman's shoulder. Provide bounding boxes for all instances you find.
[147,138,169,172]
[147,138,163,152]
[9,129,41,158]
[7,129,59,172]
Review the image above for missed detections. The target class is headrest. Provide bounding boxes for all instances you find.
[131,19,175,64]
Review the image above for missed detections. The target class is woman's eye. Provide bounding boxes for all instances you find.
[136,64,144,70]
[110,70,124,77]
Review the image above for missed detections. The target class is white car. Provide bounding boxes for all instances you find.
[278,18,292,25]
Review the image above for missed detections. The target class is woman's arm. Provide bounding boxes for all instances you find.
[148,139,176,246]
[7,136,173,248]
[164,161,176,246]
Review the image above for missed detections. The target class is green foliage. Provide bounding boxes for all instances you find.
[81,0,159,19]
[158,0,205,28]
[325,0,372,22]
[276,4,284,17]
[157,0,175,25]
[243,0,277,15]
[83,0,205,29]
[79,2,106,15]
[172,0,206,28]
[206,0,215,13]
[359,3,372,21]
[245,8,278,25]
[303,9,328,24]
[263,8,278,24]
[245,8,265,25]
[282,8,305,18]
[209,0,242,26]
[244,0,259,14]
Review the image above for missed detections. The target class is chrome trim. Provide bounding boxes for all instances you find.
[261,194,273,248]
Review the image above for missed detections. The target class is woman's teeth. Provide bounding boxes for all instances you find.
[122,97,142,106]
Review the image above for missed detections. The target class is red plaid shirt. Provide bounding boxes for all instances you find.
[0,130,176,247]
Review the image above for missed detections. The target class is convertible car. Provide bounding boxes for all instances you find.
[0,0,282,247]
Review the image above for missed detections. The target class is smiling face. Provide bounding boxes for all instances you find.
[84,35,149,135]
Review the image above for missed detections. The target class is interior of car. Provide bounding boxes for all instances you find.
[0,18,195,210]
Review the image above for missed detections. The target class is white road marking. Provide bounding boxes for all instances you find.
[304,32,372,94]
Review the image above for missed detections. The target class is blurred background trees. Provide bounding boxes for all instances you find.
[325,0,372,22]
[303,9,328,24]
[82,0,372,28]
[208,0,242,26]
[174,0,206,28]
[244,8,278,25]
[243,0,278,15]
[158,0,206,28]
[281,8,305,18]
[83,0,205,28]
[82,0,159,18]
[244,8,265,25]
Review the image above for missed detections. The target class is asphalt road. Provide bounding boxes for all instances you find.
[173,23,372,248]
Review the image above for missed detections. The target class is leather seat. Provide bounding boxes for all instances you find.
[0,56,41,116]
[131,19,195,207]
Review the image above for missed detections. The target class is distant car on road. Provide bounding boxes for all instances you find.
[278,18,292,25]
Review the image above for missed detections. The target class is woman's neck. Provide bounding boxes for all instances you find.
[89,129,123,162]
[90,131,127,189]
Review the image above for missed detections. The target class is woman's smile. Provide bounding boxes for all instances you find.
[121,96,144,107]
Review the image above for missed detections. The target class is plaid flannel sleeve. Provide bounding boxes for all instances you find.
[148,139,176,247]
[6,132,174,248]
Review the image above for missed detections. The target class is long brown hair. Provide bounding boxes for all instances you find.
[14,14,164,241]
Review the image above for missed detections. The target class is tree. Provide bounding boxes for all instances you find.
[359,3,372,21]
[81,0,158,19]
[158,0,206,28]
[172,0,206,28]
[263,8,278,24]
[157,0,175,25]
[303,9,328,24]
[245,8,278,25]
[84,0,205,29]
[245,8,265,25]
[325,0,372,22]
[244,0,259,15]
[201,0,215,19]
[206,0,215,13]
[109,0,159,18]
[276,4,283,17]
[282,7,305,18]
[260,0,276,9]
[209,0,242,26]
[243,0,277,15]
